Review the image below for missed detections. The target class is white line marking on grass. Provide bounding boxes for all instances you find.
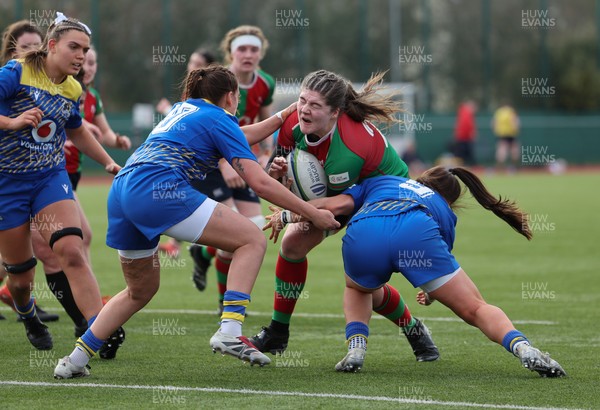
[136,308,558,325]
[0,306,557,325]
[0,381,583,410]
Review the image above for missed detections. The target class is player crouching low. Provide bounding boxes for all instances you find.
[263,167,566,377]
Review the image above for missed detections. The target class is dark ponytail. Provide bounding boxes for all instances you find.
[180,65,238,103]
[417,166,532,240]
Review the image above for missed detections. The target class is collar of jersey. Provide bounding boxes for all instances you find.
[233,69,258,89]
[201,98,235,116]
[304,122,337,147]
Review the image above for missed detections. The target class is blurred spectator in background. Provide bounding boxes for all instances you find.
[453,100,477,166]
[0,20,42,65]
[155,48,216,115]
[400,139,426,177]
[492,102,520,173]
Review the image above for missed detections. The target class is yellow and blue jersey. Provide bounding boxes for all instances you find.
[0,59,82,176]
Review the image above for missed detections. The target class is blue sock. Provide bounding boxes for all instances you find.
[14,297,36,319]
[87,314,97,328]
[222,290,250,323]
[70,328,106,367]
[76,329,105,359]
[346,321,369,350]
[502,330,529,355]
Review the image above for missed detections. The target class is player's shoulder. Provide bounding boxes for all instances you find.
[173,100,230,129]
[61,76,82,101]
[2,58,23,73]
[337,114,383,149]
[278,114,301,147]
[17,60,82,101]
[87,86,101,99]
[0,59,23,87]
[338,114,379,137]
[256,69,275,89]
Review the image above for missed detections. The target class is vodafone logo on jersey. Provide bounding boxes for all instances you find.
[32,120,57,143]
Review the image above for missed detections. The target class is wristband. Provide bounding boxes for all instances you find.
[275,110,284,124]
[281,210,292,225]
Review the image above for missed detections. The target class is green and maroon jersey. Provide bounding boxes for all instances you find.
[65,86,103,174]
[236,69,275,126]
[277,113,409,194]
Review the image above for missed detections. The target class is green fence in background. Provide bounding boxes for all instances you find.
[414,114,600,166]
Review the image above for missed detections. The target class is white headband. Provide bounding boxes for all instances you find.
[230,35,262,53]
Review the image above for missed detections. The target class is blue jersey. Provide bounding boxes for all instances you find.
[342,176,457,251]
[123,99,256,182]
[0,59,82,176]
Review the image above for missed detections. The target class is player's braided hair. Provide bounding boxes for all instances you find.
[301,70,402,126]
[23,15,91,74]
[416,166,532,240]
[181,65,238,103]
[1,20,43,65]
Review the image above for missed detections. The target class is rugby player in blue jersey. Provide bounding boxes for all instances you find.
[0,13,120,351]
[264,166,566,377]
[54,65,339,378]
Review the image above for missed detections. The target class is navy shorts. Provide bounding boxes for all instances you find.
[68,171,81,191]
[342,209,460,289]
[190,169,259,203]
[0,168,75,230]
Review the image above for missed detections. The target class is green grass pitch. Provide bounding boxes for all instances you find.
[0,171,598,409]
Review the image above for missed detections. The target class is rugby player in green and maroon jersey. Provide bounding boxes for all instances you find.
[250,70,440,362]
[189,26,277,312]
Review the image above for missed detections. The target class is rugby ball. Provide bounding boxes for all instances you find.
[286,149,327,200]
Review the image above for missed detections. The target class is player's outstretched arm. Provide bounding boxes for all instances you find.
[241,102,296,146]
[94,113,131,150]
[231,157,339,232]
[66,125,121,175]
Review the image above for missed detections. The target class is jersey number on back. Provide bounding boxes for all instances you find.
[153,102,199,134]
[399,179,434,198]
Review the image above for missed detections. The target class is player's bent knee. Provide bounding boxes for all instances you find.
[3,257,37,275]
[245,229,267,253]
[49,227,83,249]
[82,230,92,248]
[281,229,319,258]
[128,283,159,304]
